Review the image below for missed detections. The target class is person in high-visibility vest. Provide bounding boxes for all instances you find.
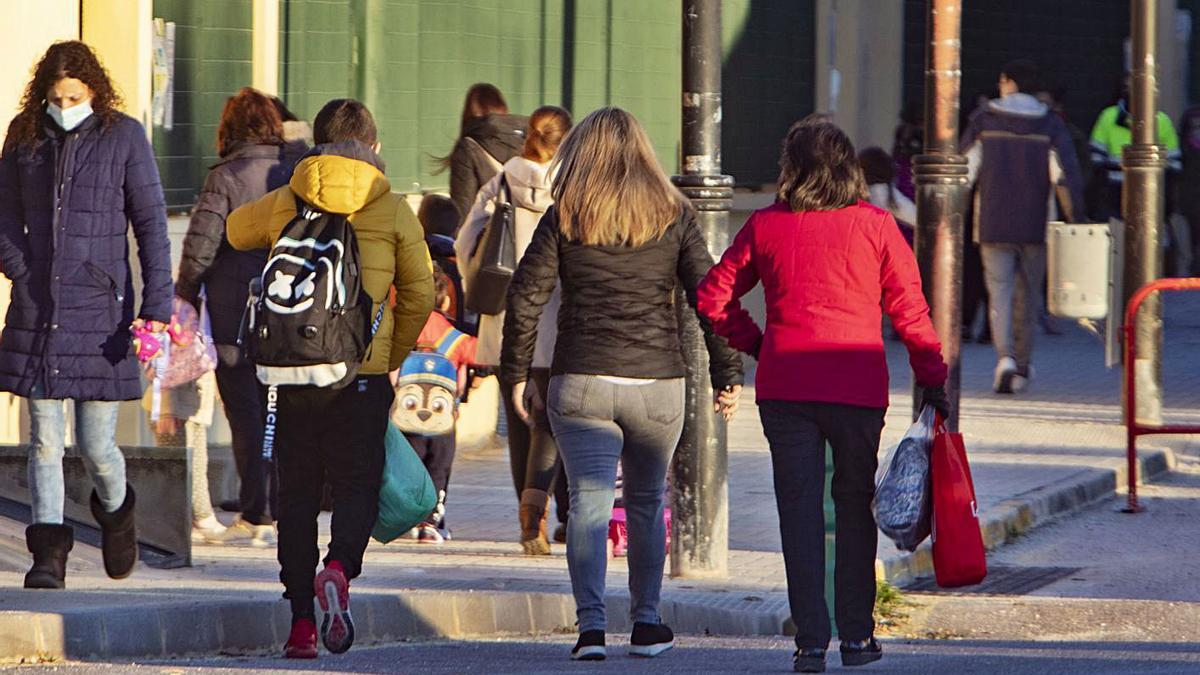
[1089,73,1181,221]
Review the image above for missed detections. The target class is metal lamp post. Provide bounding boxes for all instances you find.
[914,0,969,430]
[1122,0,1166,428]
[670,0,734,579]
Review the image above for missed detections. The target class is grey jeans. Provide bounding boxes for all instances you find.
[980,243,1046,369]
[547,374,685,633]
[28,398,126,524]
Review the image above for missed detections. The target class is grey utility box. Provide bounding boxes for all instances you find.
[1047,222,1113,320]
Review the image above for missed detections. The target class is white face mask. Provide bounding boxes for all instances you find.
[47,100,94,132]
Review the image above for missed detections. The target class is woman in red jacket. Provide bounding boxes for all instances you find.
[698,118,949,673]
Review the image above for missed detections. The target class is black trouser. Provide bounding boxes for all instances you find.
[275,375,392,618]
[758,400,885,649]
[406,433,455,497]
[214,359,274,525]
[500,369,568,520]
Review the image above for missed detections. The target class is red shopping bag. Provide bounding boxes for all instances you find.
[930,416,987,587]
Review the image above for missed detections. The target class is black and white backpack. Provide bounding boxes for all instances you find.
[241,196,383,388]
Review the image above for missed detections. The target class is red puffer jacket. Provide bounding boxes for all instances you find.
[697,201,946,408]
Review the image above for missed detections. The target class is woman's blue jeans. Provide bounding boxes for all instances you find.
[27,398,126,523]
[547,374,685,633]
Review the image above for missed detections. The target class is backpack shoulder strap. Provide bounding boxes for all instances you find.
[464,137,504,173]
[494,172,511,205]
[434,326,468,356]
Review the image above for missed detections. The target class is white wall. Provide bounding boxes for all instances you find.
[0,1,81,443]
[815,0,905,153]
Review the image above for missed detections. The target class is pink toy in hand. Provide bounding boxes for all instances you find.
[130,326,164,363]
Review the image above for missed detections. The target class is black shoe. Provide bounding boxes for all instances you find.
[793,647,827,673]
[24,524,74,589]
[90,485,137,580]
[630,622,674,657]
[552,522,567,544]
[840,637,883,667]
[571,629,606,661]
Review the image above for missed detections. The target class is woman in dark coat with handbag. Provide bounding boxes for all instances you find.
[175,87,303,545]
[0,41,174,588]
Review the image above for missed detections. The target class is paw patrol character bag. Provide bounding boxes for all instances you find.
[392,327,468,436]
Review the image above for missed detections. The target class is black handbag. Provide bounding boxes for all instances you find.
[464,175,517,315]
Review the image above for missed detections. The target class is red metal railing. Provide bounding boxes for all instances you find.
[1123,277,1200,512]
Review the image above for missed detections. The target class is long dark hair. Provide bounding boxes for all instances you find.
[216,88,283,156]
[777,117,867,212]
[5,41,123,153]
[457,83,508,136]
[432,83,509,172]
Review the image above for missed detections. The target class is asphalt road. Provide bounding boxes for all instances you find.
[6,635,1200,674]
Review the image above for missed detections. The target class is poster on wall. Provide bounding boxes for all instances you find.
[152,18,176,130]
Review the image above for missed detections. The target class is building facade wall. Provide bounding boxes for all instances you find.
[723,0,818,186]
[0,1,82,443]
[902,0,1133,138]
[152,0,255,210]
[150,0,817,209]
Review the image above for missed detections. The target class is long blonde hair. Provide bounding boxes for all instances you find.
[551,107,688,247]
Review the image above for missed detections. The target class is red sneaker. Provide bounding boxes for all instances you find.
[283,617,317,659]
[314,561,355,654]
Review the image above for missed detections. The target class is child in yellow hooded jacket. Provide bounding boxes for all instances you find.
[226,99,433,659]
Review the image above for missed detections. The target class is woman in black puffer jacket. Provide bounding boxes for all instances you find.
[175,88,304,544]
[501,107,743,661]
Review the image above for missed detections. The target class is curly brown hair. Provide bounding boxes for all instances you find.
[4,41,123,153]
[217,87,283,156]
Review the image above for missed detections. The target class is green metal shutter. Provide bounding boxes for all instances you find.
[152,0,254,212]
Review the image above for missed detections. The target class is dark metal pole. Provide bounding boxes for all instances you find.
[670,0,733,579]
[1122,0,1165,427]
[913,0,968,430]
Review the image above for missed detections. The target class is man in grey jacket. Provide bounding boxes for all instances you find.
[961,59,1085,394]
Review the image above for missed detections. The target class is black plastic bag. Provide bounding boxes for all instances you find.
[873,405,936,552]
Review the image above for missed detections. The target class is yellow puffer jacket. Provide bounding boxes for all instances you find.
[227,142,434,374]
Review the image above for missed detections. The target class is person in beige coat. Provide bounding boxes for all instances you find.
[456,106,572,554]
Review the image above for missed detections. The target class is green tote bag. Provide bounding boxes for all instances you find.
[371,423,438,543]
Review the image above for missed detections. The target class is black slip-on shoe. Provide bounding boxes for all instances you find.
[840,637,883,667]
[629,621,674,657]
[571,629,606,661]
[793,647,827,672]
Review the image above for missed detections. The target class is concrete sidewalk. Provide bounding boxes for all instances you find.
[2,304,1199,662]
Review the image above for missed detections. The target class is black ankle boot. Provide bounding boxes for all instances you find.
[24,524,74,589]
[90,485,138,579]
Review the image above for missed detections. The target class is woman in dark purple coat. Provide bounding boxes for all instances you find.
[0,41,174,589]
